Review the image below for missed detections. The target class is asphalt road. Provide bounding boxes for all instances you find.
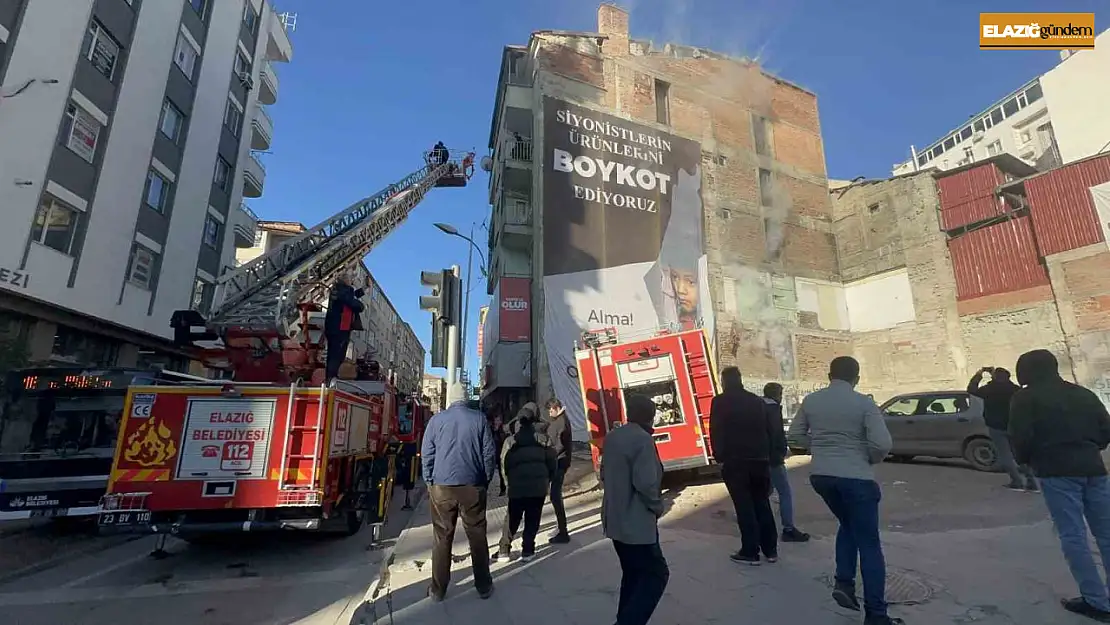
[0,455,1051,625]
[0,492,420,625]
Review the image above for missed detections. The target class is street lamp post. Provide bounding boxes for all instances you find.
[434,222,487,387]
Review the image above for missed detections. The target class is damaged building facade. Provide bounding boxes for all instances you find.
[483,3,1110,432]
[831,151,1110,408]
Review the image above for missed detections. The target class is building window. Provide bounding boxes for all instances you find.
[752,115,771,157]
[192,278,213,311]
[145,169,171,212]
[174,32,200,81]
[758,168,774,207]
[202,215,221,248]
[1002,98,1019,118]
[986,140,1002,156]
[959,126,973,141]
[916,153,928,167]
[234,50,251,77]
[31,194,81,255]
[62,102,101,163]
[213,157,231,190]
[989,108,1004,125]
[943,136,955,151]
[1025,82,1043,104]
[253,229,264,247]
[52,325,119,367]
[224,97,244,137]
[654,79,670,125]
[189,0,209,20]
[963,147,974,161]
[243,5,259,34]
[127,244,157,289]
[1017,130,1031,145]
[159,99,185,143]
[83,21,121,81]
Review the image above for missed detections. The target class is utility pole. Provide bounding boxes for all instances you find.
[459,224,474,384]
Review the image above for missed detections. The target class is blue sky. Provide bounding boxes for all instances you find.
[254,0,1104,383]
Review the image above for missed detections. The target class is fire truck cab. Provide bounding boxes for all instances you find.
[575,327,719,474]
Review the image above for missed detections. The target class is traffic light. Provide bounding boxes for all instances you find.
[419,269,460,325]
[420,268,461,369]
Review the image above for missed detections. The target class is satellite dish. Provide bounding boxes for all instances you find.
[480,156,493,172]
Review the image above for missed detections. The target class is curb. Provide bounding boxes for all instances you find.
[356,486,428,625]
[353,480,600,624]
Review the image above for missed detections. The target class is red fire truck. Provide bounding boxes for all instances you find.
[574,326,720,474]
[97,152,472,542]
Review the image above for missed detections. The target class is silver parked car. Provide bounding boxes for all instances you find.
[880,391,998,471]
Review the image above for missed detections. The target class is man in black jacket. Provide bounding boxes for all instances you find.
[710,366,778,565]
[1010,349,1110,622]
[544,398,574,544]
[968,366,1036,491]
[323,274,365,381]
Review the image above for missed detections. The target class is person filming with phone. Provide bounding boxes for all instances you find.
[968,366,1037,492]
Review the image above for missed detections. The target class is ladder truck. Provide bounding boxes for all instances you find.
[96,150,474,542]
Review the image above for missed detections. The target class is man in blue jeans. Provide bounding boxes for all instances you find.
[1010,349,1110,622]
[788,356,902,625]
[763,383,810,543]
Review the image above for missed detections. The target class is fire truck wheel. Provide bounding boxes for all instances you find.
[342,461,372,536]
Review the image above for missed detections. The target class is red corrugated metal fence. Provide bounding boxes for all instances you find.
[947,216,1049,301]
[937,163,1007,231]
[1025,154,1110,256]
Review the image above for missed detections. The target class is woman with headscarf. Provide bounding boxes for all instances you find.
[494,402,556,561]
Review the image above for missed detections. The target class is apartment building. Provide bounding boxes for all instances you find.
[0,0,291,371]
[892,29,1110,176]
[483,4,837,434]
[236,221,427,395]
[421,373,445,413]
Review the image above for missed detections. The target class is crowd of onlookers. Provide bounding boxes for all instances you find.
[417,347,1110,625]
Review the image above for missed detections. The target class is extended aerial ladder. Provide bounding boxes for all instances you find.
[171,149,476,383]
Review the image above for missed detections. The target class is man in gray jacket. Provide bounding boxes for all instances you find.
[787,356,902,625]
[601,394,668,625]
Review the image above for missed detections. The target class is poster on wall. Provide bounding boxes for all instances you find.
[541,96,712,435]
[499,277,531,342]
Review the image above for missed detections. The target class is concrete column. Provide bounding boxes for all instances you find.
[26,321,56,364]
[116,343,140,368]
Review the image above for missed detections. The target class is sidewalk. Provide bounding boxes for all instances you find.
[367,488,1095,625]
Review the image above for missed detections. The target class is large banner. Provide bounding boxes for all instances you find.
[542,97,712,435]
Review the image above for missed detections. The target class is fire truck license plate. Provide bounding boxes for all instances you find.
[98,510,152,527]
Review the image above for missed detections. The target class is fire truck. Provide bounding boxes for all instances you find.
[97,151,473,541]
[574,326,720,474]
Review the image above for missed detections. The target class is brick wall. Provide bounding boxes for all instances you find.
[831,174,968,401]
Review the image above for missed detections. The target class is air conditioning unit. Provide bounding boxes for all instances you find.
[972,131,985,143]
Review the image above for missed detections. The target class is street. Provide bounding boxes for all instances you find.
[0,490,418,625]
[0,454,1087,625]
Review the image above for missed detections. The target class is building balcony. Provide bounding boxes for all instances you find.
[243,151,266,198]
[266,9,294,63]
[233,202,259,248]
[499,193,532,251]
[250,105,273,150]
[503,135,533,166]
[258,61,279,105]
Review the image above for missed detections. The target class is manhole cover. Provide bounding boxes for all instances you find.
[822,568,934,605]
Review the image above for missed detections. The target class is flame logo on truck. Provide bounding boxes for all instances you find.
[123,419,178,467]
